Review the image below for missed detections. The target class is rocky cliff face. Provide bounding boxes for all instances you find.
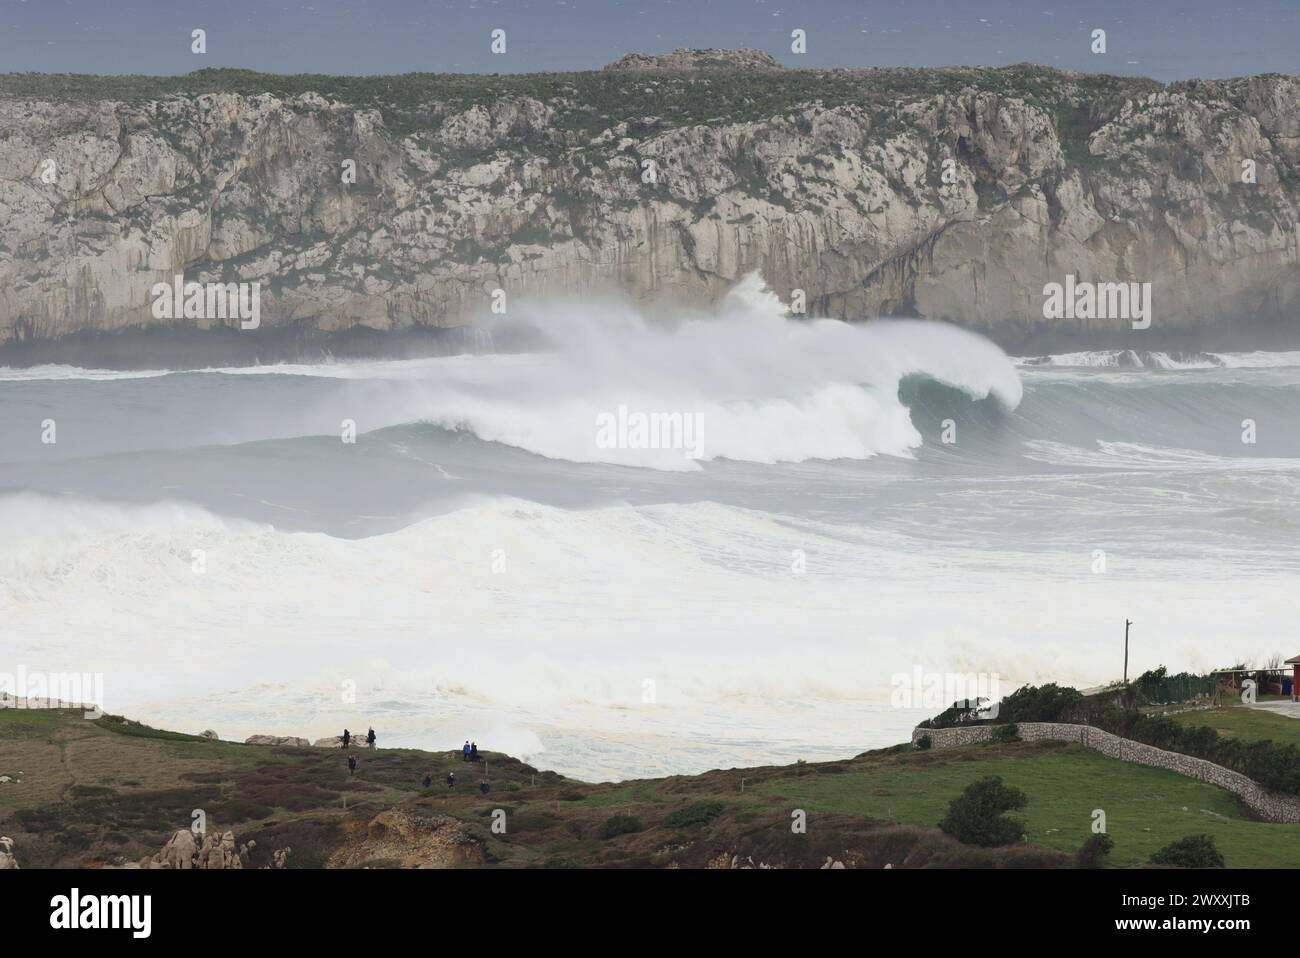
[2,60,1298,361]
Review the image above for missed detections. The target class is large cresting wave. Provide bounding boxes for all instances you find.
[0,273,1023,472]
[382,272,1023,469]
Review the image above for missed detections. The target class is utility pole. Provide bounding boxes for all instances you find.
[1124,619,1133,683]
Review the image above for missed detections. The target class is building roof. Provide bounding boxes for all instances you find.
[1287,655,1300,664]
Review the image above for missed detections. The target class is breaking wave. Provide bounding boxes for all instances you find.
[1016,349,1300,370]
[0,274,1023,471]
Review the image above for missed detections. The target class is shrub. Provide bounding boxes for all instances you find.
[997,684,1084,724]
[915,734,932,751]
[1091,707,1300,795]
[938,776,1027,847]
[991,723,1020,743]
[1076,833,1114,869]
[663,801,724,828]
[920,683,1083,729]
[1149,834,1225,869]
[69,785,115,798]
[597,814,643,840]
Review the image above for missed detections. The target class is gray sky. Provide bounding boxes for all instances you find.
[0,0,1295,80]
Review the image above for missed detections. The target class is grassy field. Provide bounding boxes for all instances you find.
[749,744,1300,868]
[1,708,1297,868]
[1165,699,1300,750]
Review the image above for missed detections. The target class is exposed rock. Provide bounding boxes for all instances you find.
[139,827,255,869]
[156,828,197,870]
[604,48,784,72]
[0,836,18,869]
[3,66,1300,360]
[328,808,487,868]
[244,734,311,747]
[199,729,218,740]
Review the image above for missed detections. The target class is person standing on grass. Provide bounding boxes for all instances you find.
[347,755,357,776]
[342,728,351,750]
[463,740,471,762]
[367,727,376,750]
[447,771,455,789]
[470,741,478,762]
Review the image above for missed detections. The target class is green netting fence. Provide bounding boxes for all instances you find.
[1132,673,1221,706]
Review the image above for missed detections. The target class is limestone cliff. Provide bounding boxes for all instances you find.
[1,59,1298,362]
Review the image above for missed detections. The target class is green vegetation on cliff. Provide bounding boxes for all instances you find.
[2,708,1297,869]
[0,64,1162,139]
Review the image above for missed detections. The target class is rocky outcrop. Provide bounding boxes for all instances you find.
[0,836,18,869]
[604,48,784,72]
[2,60,1299,361]
[140,828,255,869]
[328,809,487,869]
[151,828,198,870]
[244,735,311,747]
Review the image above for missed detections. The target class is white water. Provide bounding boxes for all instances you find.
[3,274,1299,780]
[4,492,1291,779]
[1014,348,1300,370]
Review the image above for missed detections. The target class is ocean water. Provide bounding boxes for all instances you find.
[3,275,1298,781]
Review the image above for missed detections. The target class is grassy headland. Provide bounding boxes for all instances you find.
[1,707,1296,868]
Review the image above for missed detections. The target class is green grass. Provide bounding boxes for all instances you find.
[568,782,669,808]
[1166,701,1300,750]
[0,709,65,736]
[6,708,1299,868]
[751,742,1300,868]
[94,714,215,743]
[0,64,1162,141]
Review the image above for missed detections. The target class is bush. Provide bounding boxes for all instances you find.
[1092,706,1300,795]
[1076,833,1114,869]
[991,723,1020,743]
[915,734,932,751]
[663,801,724,828]
[938,776,1027,847]
[1149,834,1225,869]
[919,683,1083,729]
[597,814,643,840]
[997,684,1084,724]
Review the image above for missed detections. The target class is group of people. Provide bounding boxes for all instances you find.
[424,770,457,789]
[341,727,376,751]
[335,728,488,791]
[415,739,489,792]
[340,727,375,775]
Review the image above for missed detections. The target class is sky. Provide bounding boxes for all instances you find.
[0,0,1296,80]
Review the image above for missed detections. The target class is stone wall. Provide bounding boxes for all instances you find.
[911,721,1300,824]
